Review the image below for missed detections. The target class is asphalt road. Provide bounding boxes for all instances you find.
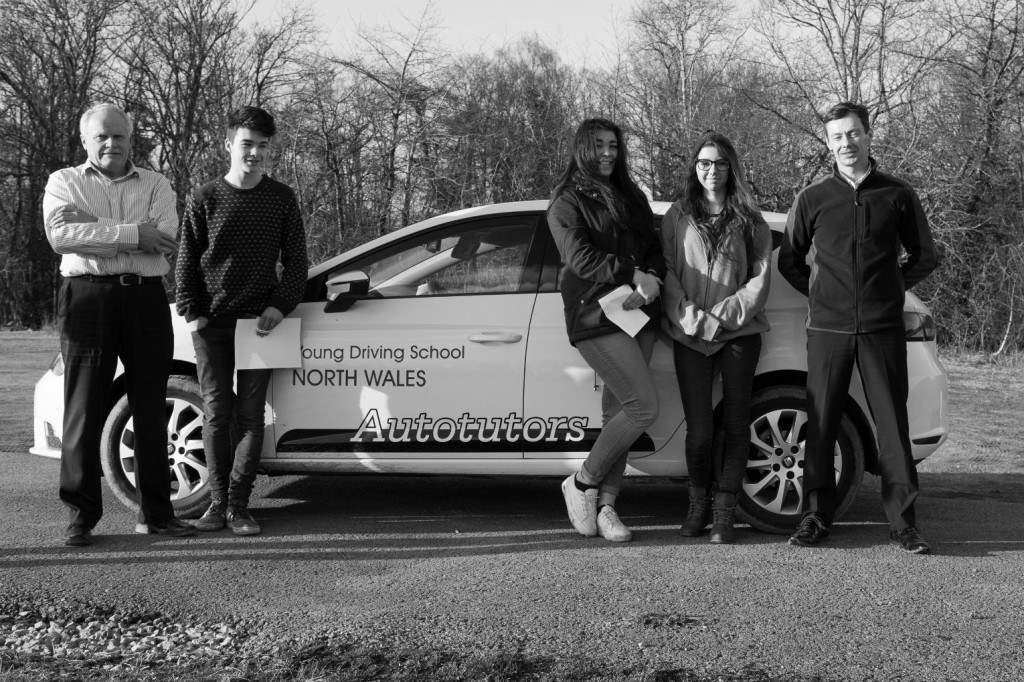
[1,446,1023,680]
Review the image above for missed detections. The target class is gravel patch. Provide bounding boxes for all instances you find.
[0,592,250,674]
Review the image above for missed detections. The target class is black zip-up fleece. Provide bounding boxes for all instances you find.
[547,188,665,345]
[778,163,937,333]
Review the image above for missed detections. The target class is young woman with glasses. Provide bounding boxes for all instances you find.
[547,118,665,542]
[661,131,772,544]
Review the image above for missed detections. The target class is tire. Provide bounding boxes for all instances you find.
[735,384,865,534]
[100,375,210,519]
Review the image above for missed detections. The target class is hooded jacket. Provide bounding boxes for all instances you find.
[660,201,772,356]
[547,185,665,345]
[778,162,937,333]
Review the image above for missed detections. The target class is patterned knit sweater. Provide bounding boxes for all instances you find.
[175,176,308,323]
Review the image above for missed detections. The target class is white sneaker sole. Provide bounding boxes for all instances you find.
[597,527,632,542]
[560,474,597,537]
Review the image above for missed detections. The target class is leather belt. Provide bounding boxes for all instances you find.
[72,274,163,286]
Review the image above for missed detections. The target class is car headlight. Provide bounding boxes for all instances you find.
[904,311,935,342]
[49,352,65,376]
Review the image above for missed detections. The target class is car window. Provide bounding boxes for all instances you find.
[341,218,538,298]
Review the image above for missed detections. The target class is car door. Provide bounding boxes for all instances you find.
[268,213,544,461]
[521,217,686,470]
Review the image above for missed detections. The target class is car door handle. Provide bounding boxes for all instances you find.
[468,332,523,344]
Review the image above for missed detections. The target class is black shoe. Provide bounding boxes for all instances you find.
[193,499,227,532]
[65,525,93,547]
[226,505,261,536]
[134,518,196,537]
[788,513,830,547]
[680,488,712,537]
[709,493,737,545]
[890,527,930,554]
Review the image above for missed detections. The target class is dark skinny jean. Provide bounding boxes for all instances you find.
[673,334,762,496]
[191,322,272,507]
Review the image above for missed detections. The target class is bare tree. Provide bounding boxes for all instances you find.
[0,0,121,327]
[116,0,246,202]
[620,0,740,198]
[236,5,318,108]
[334,6,448,232]
[911,0,1024,352]
[747,0,952,187]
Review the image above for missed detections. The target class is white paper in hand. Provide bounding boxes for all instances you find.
[234,318,302,369]
[598,285,650,337]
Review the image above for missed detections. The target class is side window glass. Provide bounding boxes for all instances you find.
[337,218,538,299]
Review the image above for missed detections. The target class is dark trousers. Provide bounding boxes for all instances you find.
[191,323,271,506]
[804,328,918,530]
[58,277,174,529]
[673,334,762,495]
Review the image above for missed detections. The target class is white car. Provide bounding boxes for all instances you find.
[31,201,949,533]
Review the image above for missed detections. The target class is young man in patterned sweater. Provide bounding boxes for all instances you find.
[175,106,308,535]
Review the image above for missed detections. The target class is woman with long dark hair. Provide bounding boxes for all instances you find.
[662,131,772,544]
[547,118,665,542]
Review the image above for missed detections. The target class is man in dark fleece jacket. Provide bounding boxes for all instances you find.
[175,106,308,536]
[778,101,937,554]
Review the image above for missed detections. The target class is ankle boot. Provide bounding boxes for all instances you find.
[709,492,737,544]
[680,486,712,536]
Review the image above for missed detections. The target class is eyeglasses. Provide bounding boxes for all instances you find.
[696,159,730,171]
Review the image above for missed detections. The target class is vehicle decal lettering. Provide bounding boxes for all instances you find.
[362,369,428,387]
[301,346,347,362]
[292,369,359,386]
[274,426,651,454]
[294,343,467,388]
[299,344,467,365]
[353,409,588,444]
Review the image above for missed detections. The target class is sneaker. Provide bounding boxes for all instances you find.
[788,513,829,547]
[709,495,737,545]
[193,499,227,532]
[135,518,196,537]
[890,527,930,554]
[64,525,93,547]
[679,489,712,537]
[596,506,632,542]
[560,473,597,537]
[226,505,261,536]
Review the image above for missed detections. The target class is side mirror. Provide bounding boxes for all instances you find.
[324,270,370,312]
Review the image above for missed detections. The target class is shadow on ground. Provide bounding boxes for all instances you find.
[2,472,1021,566]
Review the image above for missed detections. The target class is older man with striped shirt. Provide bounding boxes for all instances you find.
[43,103,195,546]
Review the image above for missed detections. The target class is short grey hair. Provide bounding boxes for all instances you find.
[80,104,134,137]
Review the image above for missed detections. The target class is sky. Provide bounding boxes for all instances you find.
[246,0,629,68]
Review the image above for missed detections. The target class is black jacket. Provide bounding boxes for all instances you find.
[778,163,937,333]
[547,188,665,345]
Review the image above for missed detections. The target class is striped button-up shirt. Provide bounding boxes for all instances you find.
[43,161,179,277]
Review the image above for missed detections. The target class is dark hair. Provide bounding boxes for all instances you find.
[681,131,762,246]
[823,101,870,134]
[227,106,277,138]
[550,118,651,227]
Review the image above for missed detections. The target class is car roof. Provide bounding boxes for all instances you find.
[309,200,789,277]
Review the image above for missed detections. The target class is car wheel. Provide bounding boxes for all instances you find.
[735,384,865,534]
[99,375,210,519]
